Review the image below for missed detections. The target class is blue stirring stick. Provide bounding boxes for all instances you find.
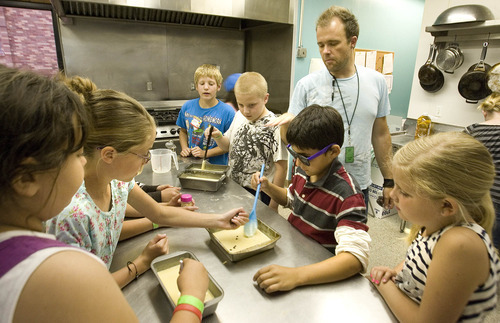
[244,163,266,237]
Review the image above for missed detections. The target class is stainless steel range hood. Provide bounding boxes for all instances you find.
[51,0,293,26]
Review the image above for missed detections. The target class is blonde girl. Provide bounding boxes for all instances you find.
[0,65,209,323]
[370,132,500,322]
[46,76,248,288]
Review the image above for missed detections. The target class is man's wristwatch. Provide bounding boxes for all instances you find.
[383,179,394,188]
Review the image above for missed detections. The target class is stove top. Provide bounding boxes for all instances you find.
[139,100,186,139]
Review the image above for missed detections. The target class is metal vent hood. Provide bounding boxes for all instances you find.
[51,0,293,27]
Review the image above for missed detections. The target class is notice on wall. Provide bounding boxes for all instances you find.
[355,51,366,67]
[365,51,377,70]
[383,53,394,74]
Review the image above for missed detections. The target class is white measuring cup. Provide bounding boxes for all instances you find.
[150,149,178,173]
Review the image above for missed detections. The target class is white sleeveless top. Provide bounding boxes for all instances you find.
[395,223,500,322]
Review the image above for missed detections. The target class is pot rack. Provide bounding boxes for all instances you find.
[426,20,500,44]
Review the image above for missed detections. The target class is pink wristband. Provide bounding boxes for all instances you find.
[173,303,202,321]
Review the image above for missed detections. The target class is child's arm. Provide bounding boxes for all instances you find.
[250,171,288,206]
[112,233,169,288]
[253,252,362,293]
[190,145,226,159]
[179,128,191,157]
[374,227,490,322]
[127,185,249,229]
[208,126,230,152]
[269,160,287,210]
[119,217,162,241]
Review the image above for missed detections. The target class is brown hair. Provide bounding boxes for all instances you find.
[63,76,155,156]
[0,65,87,202]
[316,6,359,41]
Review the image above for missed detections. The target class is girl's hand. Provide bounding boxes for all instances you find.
[157,185,181,203]
[250,172,269,191]
[369,266,398,285]
[139,234,169,266]
[253,264,299,293]
[180,147,191,157]
[177,258,209,302]
[217,208,249,229]
[190,146,204,158]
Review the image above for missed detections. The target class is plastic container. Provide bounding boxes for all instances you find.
[180,194,194,207]
[414,114,432,139]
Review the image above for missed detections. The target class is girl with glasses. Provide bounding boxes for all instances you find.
[46,76,248,289]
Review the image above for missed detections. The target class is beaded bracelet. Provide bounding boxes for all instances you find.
[173,303,202,321]
[152,222,159,229]
[177,294,204,313]
[126,261,139,280]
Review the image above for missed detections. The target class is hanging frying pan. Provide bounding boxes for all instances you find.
[458,42,492,103]
[418,44,444,92]
[436,43,464,74]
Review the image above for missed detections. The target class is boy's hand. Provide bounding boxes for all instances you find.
[190,146,204,158]
[205,126,222,140]
[250,171,269,191]
[180,147,192,157]
[253,264,299,293]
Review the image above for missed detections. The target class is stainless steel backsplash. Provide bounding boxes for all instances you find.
[58,17,292,113]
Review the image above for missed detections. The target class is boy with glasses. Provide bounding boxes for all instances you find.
[251,104,370,293]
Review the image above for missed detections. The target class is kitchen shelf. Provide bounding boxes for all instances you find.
[426,19,500,43]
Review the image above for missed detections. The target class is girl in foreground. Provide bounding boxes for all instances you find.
[45,76,248,288]
[370,132,500,322]
[0,65,208,322]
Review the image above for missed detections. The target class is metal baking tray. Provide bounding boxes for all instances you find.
[178,171,226,191]
[184,163,229,176]
[151,251,224,317]
[206,219,281,262]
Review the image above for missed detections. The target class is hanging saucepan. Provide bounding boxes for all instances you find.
[436,43,464,74]
[418,44,444,92]
[458,42,492,103]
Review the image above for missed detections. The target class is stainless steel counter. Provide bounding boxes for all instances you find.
[111,158,396,322]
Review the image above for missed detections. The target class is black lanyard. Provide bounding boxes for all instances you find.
[332,66,360,145]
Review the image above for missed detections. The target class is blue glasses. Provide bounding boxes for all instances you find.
[286,143,335,166]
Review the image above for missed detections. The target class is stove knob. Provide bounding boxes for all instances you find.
[177,128,181,134]
[170,128,177,135]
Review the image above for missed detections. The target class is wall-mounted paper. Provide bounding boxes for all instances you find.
[383,53,394,74]
[365,51,377,70]
[355,51,366,67]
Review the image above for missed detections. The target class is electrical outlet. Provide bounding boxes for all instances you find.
[435,105,442,117]
[297,47,307,58]
[190,82,195,91]
[146,81,153,91]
